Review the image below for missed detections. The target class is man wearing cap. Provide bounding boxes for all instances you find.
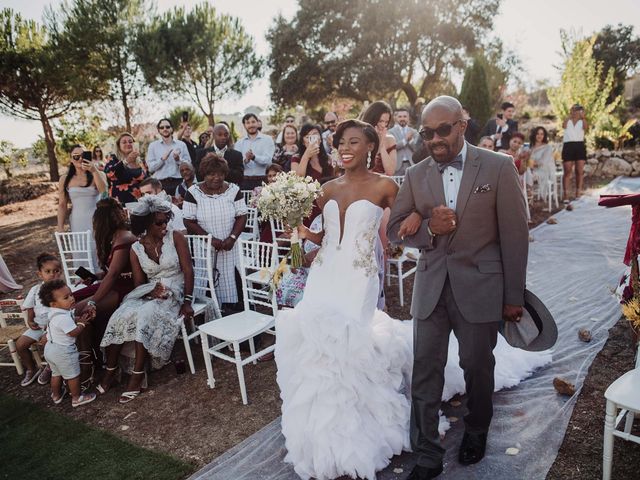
[388,96,529,479]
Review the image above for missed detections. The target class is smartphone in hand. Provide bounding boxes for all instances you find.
[75,266,97,283]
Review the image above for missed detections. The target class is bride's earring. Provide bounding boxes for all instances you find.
[366,151,372,169]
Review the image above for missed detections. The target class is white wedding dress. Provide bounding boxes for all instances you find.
[275,199,551,480]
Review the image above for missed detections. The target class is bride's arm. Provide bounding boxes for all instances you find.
[297,224,324,245]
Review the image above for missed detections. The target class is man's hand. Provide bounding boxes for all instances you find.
[496,117,506,128]
[406,130,414,141]
[429,205,457,235]
[245,150,255,164]
[398,211,422,239]
[503,304,523,322]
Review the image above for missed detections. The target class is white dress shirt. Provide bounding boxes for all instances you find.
[235,132,276,177]
[146,139,191,180]
[441,142,467,211]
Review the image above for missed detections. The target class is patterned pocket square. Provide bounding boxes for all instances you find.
[473,184,492,193]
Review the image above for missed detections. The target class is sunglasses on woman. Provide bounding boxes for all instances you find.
[419,120,462,141]
[71,154,82,161]
[154,218,170,226]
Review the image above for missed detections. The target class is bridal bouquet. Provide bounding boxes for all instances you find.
[255,171,322,268]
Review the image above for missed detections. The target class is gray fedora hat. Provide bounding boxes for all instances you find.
[501,289,557,352]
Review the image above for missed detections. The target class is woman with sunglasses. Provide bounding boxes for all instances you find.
[91,145,105,170]
[57,145,108,235]
[183,153,248,310]
[99,195,195,403]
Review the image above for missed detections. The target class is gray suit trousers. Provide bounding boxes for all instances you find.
[411,277,499,468]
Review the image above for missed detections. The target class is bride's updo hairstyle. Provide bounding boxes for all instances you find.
[332,119,380,164]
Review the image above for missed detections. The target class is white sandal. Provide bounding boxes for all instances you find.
[119,370,148,404]
[96,366,120,394]
[72,392,97,407]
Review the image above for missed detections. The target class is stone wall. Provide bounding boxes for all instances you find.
[585,148,640,177]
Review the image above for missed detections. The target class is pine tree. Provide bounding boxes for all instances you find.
[459,58,492,127]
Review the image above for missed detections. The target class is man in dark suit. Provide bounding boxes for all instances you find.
[388,96,528,479]
[481,101,518,151]
[195,123,244,186]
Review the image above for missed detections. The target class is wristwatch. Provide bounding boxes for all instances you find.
[229,234,237,240]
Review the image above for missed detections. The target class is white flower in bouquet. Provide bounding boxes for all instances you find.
[255,171,323,268]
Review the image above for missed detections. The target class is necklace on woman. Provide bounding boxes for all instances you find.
[144,236,163,261]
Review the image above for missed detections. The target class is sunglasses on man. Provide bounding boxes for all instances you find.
[419,120,463,141]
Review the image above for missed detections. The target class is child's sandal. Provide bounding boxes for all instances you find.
[51,387,67,405]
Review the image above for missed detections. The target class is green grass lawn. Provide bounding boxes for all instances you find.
[0,394,194,480]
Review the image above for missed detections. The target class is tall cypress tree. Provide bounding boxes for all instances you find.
[459,58,492,128]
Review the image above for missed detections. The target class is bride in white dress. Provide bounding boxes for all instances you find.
[275,120,551,480]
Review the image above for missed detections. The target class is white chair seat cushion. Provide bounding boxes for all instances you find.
[246,269,274,284]
[199,310,274,342]
[605,368,640,411]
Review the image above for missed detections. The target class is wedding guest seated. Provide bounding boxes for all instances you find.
[138,177,186,233]
[16,253,62,387]
[477,135,495,151]
[183,153,247,311]
[73,198,138,388]
[174,161,197,207]
[257,164,284,243]
[98,195,195,403]
[500,132,531,221]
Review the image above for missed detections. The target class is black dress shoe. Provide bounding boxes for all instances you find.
[458,432,487,465]
[407,463,443,480]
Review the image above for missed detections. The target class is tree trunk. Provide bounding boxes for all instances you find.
[206,112,215,126]
[115,52,132,132]
[40,111,59,182]
[120,74,131,132]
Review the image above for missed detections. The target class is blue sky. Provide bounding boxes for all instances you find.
[1,0,639,147]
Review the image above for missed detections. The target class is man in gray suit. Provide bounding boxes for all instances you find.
[387,96,528,480]
[389,107,420,175]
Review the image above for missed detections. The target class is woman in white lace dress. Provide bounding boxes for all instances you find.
[529,127,556,203]
[99,195,194,403]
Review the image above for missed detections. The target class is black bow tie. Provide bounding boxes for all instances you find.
[437,156,463,173]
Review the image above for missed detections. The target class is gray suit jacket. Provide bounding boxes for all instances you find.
[387,143,529,323]
[389,124,419,172]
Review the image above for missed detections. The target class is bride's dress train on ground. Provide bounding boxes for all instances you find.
[275,199,551,480]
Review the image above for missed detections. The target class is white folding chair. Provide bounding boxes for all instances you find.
[239,207,259,242]
[386,247,419,307]
[602,343,640,480]
[183,234,222,374]
[240,189,254,207]
[0,299,44,375]
[556,169,564,202]
[198,240,278,405]
[54,230,96,286]
[390,175,404,186]
[269,218,292,262]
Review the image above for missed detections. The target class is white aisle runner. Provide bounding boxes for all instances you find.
[189,177,634,480]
